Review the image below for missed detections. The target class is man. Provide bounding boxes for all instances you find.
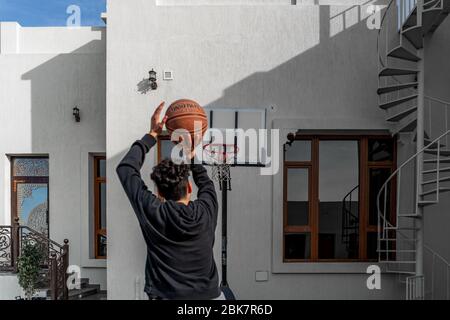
[116,102,222,300]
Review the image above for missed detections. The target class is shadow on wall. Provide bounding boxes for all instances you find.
[137,78,153,94]
[20,27,106,253]
[200,5,383,123]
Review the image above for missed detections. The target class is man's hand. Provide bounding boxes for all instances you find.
[150,102,168,138]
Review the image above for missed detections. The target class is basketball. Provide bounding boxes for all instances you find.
[165,99,208,142]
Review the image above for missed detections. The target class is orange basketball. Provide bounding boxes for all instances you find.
[165,99,208,141]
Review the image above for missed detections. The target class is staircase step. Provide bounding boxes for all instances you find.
[384,270,416,275]
[380,95,417,110]
[81,278,90,288]
[379,68,419,77]
[423,6,447,34]
[422,175,450,185]
[393,115,417,135]
[382,261,416,264]
[385,226,418,231]
[424,0,441,10]
[424,141,446,149]
[420,187,450,197]
[424,149,450,156]
[69,285,100,300]
[378,82,418,94]
[402,26,423,49]
[387,46,420,62]
[418,200,438,206]
[423,166,450,174]
[402,6,417,29]
[398,213,419,217]
[386,106,417,122]
[380,238,417,242]
[424,157,450,164]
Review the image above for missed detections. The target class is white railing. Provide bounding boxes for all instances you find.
[425,96,450,145]
[425,245,450,299]
[406,275,425,299]
[377,130,450,258]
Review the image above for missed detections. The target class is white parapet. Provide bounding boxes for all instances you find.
[0,22,21,54]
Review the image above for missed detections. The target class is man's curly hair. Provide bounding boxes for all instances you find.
[150,159,190,201]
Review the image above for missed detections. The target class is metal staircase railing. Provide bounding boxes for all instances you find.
[0,218,69,300]
[424,245,450,299]
[341,185,359,250]
[376,0,450,299]
[377,129,450,297]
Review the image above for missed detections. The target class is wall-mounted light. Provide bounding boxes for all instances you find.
[286,132,295,146]
[73,106,80,122]
[149,69,158,90]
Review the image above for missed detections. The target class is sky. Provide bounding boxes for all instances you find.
[0,0,106,27]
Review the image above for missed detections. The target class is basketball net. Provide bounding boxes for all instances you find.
[203,144,238,191]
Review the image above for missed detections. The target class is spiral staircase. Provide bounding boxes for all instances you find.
[376,0,450,299]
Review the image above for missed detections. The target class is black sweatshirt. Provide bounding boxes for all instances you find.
[116,134,220,300]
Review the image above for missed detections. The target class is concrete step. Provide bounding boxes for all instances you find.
[69,284,100,300]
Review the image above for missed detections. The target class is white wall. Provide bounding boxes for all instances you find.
[106,0,404,299]
[0,275,21,300]
[0,23,107,289]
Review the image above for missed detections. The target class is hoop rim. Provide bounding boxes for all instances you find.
[203,143,239,165]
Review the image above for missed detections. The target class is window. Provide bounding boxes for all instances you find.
[157,135,173,162]
[283,135,396,262]
[94,156,106,259]
[11,157,49,236]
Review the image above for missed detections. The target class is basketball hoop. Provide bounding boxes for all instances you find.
[203,143,239,191]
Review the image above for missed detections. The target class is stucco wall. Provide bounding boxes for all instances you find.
[0,23,107,289]
[106,0,404,299]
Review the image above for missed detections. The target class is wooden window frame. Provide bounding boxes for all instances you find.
[283,134,396,263]
[94,156,106,259]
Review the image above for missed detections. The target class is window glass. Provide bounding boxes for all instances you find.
[319,140,359,259]
[13,158,49,177]
[100,183,106,229]
[369,168,392,226]
[367,232,378,260]
[285,140,311,162]
[97,234,107,257]
[285,233,311,260]
[160,139,174,161]
[286,168,309,226]
[98,159,106,177]
[368,139,394,162]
